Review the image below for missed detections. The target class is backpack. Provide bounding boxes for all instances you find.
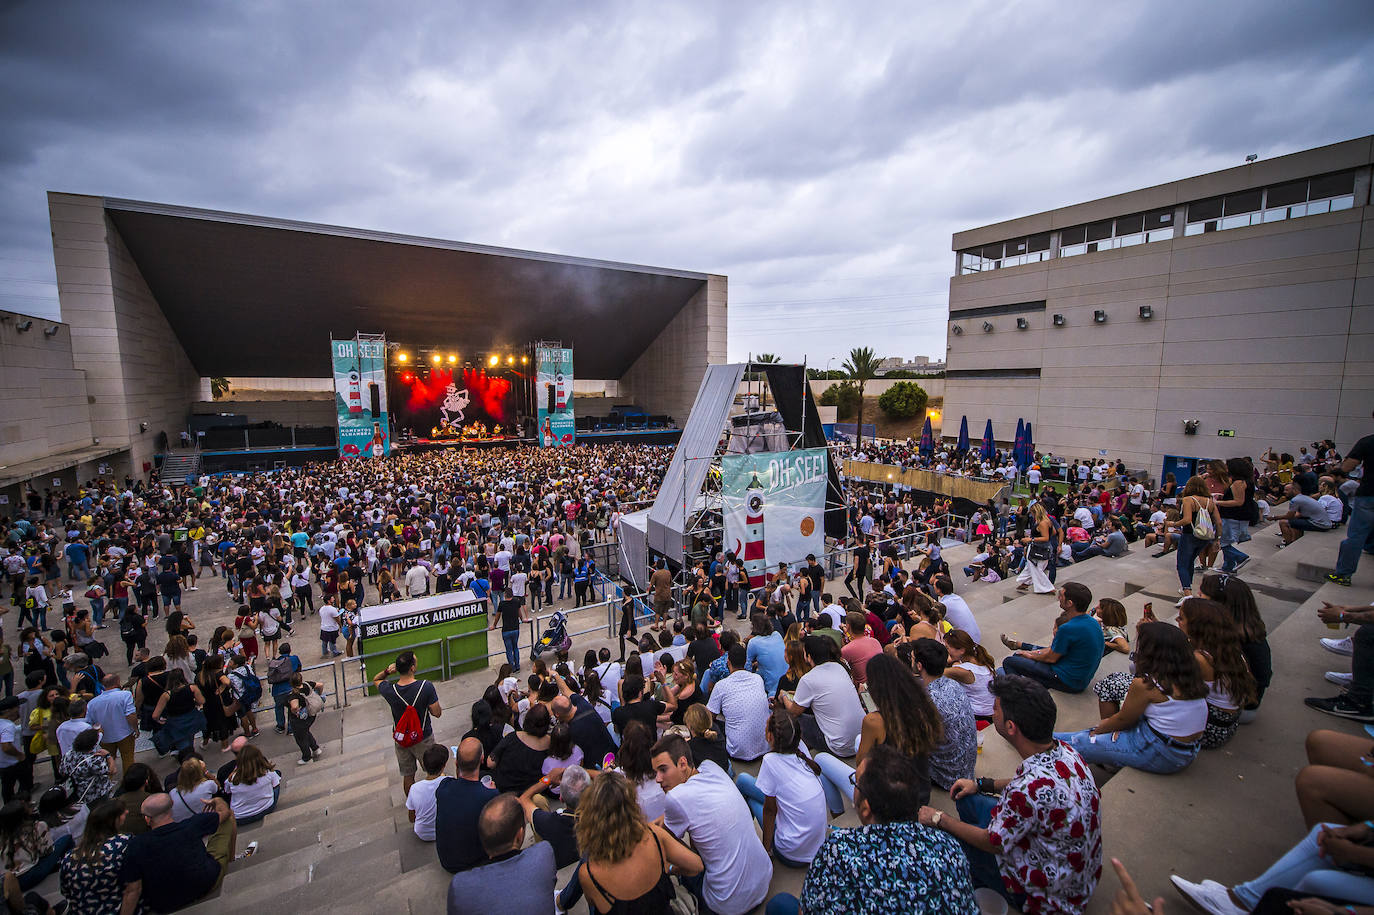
[1190,498,1217,541]
[233,668,263,707]
[267,655,294,686]
[391,684,425,748]
[303,687,325,717]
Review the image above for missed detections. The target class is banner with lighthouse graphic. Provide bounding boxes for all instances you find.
[331,335,390,460]
[723,448,828,589]
[535,346,575,447]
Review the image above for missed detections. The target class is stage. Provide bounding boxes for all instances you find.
[392,428,682,454]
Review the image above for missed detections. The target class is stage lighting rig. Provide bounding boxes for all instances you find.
[488,354,499,367]
[397,353,409,363]
[430,354,441,365]
[447,354,457,364]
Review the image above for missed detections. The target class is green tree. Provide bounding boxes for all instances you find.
[878,381,928,419]
[210,377,231,400]
[841,347,882,444]
[752,353,779,409]
[819,381,862,419]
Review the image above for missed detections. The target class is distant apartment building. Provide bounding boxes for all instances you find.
[942,135,1373,480]
[878,355,946,375]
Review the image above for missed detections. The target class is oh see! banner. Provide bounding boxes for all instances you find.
[722,448,828,585]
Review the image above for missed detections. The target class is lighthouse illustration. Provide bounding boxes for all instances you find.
[738,471,769,590]
[554,370,567,411]
[346,369,363,413]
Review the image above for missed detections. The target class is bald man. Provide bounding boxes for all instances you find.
[215,735,250,785]
[120,793,236,915]
[446,794,556,915]
[435,737,498,873]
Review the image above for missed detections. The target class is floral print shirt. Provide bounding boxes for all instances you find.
[925,677,978,789]
[800,820,977,915]
[987,741,1102,914]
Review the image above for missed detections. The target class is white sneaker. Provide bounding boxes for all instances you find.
[1322,637,1355,657]
[1326,671,1355,687]
[1170,877,1245,915]
[297,758,312,766]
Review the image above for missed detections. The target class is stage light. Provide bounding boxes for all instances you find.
[506,355,514,365]
[488,354,499,367]
[521,355,528,364]
[447,354,457,364]
[431,354,441,365]
[397,353,408,363]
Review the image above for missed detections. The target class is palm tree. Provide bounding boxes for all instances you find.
[754,353,779,410]
[842,347,881,445]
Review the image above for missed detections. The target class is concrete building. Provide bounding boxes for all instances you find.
[5,193,726,494]
[943,135,1374,479]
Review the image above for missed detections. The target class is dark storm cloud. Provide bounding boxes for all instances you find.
[0,0,1370,364]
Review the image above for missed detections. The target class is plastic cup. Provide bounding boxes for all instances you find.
[974,888,1009,915]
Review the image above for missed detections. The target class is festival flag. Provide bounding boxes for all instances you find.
[956,415,969,454]
[981,419,994,461]
[1023,422,1035,467]
[919,416,934,456]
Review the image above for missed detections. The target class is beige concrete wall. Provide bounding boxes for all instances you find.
[618,274,726,424]
[944,203,1374,471]
[49,192,201,475]
[0,311,96,466]
[191,398,336,427]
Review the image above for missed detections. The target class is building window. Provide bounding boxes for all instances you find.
[958,233,1054,273]
[1184,170,1357,236]
[1059,207,1174,258]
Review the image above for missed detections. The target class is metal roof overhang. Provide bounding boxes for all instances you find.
[102,199,708,379]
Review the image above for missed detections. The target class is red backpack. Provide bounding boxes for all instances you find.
[392,687,425,748]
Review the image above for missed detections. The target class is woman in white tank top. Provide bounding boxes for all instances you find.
[1055,622,1208,774]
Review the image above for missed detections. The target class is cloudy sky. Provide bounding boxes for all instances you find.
[2,1,1372,369]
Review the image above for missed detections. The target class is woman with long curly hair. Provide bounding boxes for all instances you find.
[573,770,702,914]
[1177,598,1257,749]
[1057,622,1208,774]
[1199,572,1271,713]
[813,651,941,816]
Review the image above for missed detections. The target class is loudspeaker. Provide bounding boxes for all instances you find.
[369,382,380,417]
[546,383,556,414]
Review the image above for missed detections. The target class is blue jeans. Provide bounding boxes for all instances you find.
[1219,519,1250,572]
[736,772,767,821]
[558,573,570,599]
[813,751,855,816]
[1000,656,1081,693]
[1056,720,1199,774]
[274,691,291,730]
[90,597,105,626]
[502,629,522,670]
[1336,496,1374,578]
[955,792,1022,906]
[766,894,800,915]
[18,833,73,891]
[1176,529,1203,590]
[1234,823,1374,908]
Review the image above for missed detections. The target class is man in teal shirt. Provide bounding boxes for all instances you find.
[1000,583,1102,693]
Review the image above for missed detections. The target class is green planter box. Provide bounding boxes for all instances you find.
[359,591,490,693]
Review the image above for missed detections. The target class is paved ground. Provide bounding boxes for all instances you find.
[33,522,1374,912]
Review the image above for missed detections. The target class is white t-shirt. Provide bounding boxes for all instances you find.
[0,720,21,767]
[169,780,217,822]
[1073,506,1096,531]
[1026,469,1041,484]
[753,752,828,863]
[635,776,666,822]
[664,761,772,915]
[792,662,864,757]
[318,603,340,633]
[952,662,995,717]
[594,661,623,711]
[229,770,281,819]
[939,593,980,643]
[406,775,450,841]
[56,719,95,758]
[817,604,845,630]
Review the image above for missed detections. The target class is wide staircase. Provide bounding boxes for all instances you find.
[137,521,1373,914]
[158,450,202,484]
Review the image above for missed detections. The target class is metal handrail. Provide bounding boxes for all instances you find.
[296,659,344,710]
